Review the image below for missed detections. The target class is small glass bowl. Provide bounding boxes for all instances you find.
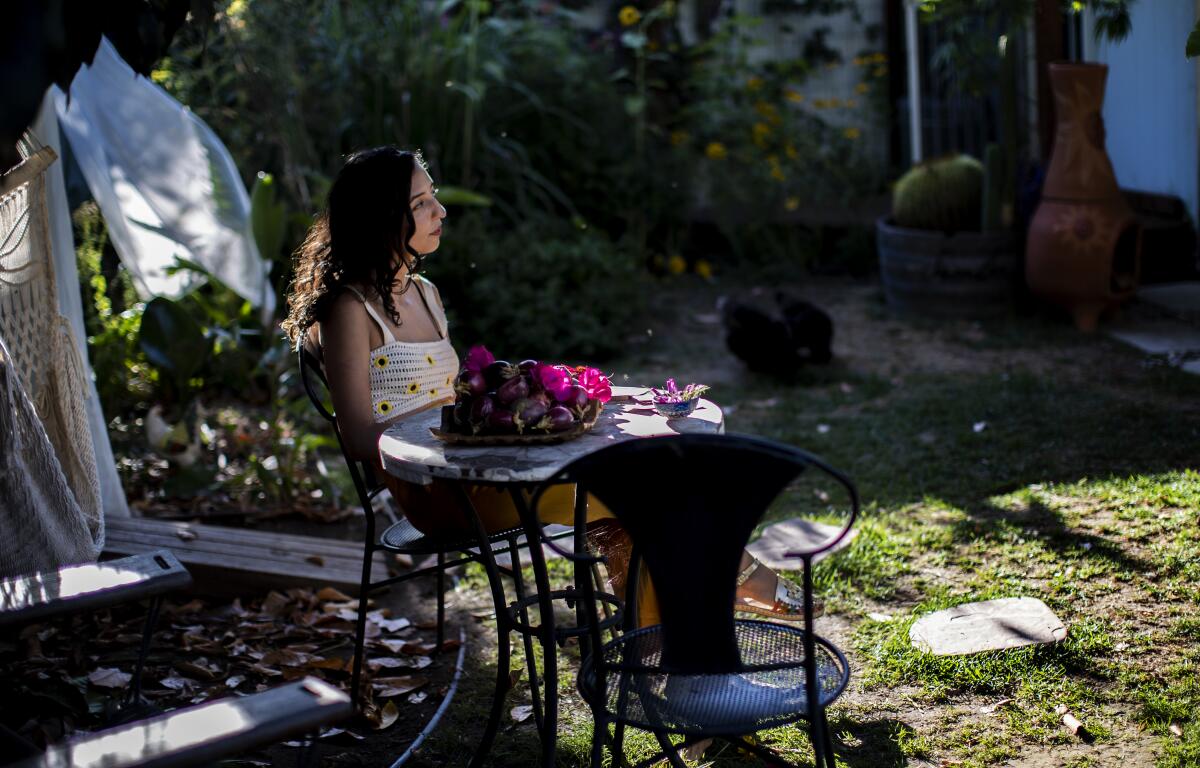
[652,399,699,419]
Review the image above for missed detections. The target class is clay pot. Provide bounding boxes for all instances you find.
[1026,62,1141,331]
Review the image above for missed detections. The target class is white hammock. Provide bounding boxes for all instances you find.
[0,147,103,577]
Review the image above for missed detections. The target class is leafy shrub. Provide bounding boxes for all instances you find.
[424,212,648,362]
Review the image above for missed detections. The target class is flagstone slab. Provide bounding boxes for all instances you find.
[909,597,1067,656]
[746,518,858,571]
[1106,319,1200,357]
[1137,281,1200,323]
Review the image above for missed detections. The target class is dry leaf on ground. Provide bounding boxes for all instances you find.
[511,705,534,723]
[88,667,131,689]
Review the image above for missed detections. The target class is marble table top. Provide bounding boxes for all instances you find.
[379,386,724,486]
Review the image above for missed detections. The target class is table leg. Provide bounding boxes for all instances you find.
[508,486,559,768]
[448,483,511,768]
[505,538,546,733]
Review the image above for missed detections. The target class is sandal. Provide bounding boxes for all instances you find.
[734,557,824,621]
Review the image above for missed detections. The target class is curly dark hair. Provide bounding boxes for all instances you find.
[282,147,428,344]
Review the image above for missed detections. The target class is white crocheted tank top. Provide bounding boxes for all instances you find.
[344,279,459,423]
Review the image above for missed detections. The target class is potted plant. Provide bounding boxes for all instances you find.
[876,150,1020,315]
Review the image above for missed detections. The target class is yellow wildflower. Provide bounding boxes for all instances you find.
[784,197,800,212]
[843,126,861,140]
[784,89,804,103]
[618,5,641,26]
[150,67,171,84]
[694,259,714,279]
[747,76,764,92]
[1070,0,1084,11]
[667,254,687,275]
[670,130,689,147]
[767,155,785,182]
[753,101,778,120]
[752,122,772,148]
[812,98,829,109]
[856,82,870,94]
[874,66,888,78]
[873,52,888,63]
[785,142,798,160]
[845,98,858,108]
[705,142,727,160]
[852,56,865,66]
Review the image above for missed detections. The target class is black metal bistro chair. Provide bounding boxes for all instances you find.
[297,342,546,759]
[532,433,858,768]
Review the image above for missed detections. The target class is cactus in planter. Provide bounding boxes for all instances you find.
[892,154,983,233]
[980,143,1004,232]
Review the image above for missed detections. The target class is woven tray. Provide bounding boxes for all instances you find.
[429,399,603,446]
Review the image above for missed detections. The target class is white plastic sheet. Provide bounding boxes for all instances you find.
[55,37,274,316]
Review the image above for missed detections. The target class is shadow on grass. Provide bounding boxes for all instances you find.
[830,715,924,768]
[953,495,1151,576]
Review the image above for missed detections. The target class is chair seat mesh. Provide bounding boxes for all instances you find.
[578,620,848,735]
[379,518,527,555]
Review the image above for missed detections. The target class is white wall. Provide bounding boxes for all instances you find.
[1086,0,1200,222]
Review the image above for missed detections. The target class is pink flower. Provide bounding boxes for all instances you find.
[578,367,613,403]
[464,345,495,372]
[538,364,574,401]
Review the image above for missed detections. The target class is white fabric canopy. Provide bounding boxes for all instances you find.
[55,36,274,316]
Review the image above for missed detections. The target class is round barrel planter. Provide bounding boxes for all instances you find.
[876,217,1020,316]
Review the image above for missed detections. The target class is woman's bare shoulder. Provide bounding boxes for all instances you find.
[320,287,371,340]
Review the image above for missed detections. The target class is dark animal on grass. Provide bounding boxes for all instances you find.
[720,292,834,375]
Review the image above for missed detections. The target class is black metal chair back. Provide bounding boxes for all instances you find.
[297,342,388,516]
[533,432,858,767]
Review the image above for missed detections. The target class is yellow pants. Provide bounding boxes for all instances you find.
[385,476,660,626]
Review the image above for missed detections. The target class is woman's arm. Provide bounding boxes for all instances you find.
[320,292,390,464]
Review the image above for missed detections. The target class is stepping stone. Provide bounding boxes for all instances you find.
[746,518,858,571]
[909,597,1067,656]
[1138,281,1200,324]
[1105,314,1200,376]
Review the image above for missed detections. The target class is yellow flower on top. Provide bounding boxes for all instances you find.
[852,56,865,66]
[812,98,830,109]
[784,89,804,103]
[752,122,772,148]
[618,5,641,26]
[855,82,870,94]
[843,126,861,140]
[667,254,687,275]
[670,130,689,147]
[694,259,714,279]
[753,100,782,126]
[784,197,800,212]
[784,142,798,160]
[747,76,764,92]
[767,155,785,182]
[705,142,727,160]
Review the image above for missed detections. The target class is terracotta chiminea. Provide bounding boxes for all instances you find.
[1026,62,1141,331]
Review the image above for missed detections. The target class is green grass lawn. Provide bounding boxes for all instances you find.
[416,276,1200,767]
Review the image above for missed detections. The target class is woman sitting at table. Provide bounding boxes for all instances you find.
[281,146,813,624]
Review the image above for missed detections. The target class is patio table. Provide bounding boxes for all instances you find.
[378,386,724,768]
